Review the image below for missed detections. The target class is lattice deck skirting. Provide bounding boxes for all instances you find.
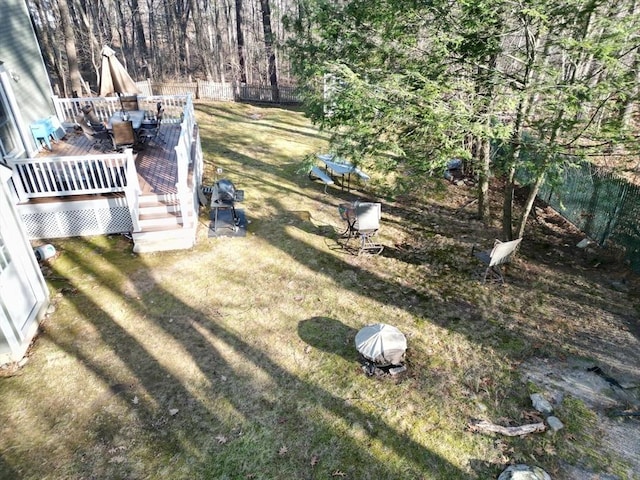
[18,197,133,240]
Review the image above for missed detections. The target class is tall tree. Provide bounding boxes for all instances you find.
[57,0,84,96]
[235,0,248,83]
[259,0,279,99]
[287,0,640,240]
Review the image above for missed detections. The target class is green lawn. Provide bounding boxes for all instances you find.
[1,102,638,480]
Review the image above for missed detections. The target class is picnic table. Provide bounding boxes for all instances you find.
[310,153,370,192]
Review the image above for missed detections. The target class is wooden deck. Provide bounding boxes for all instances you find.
[37,124,182,195]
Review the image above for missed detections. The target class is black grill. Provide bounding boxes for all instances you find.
[210,179,244,232]
[216,179,236,203]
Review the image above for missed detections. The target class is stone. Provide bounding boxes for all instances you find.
[576,238,591,248]
[530,393,553,415]
[546,416,564,432]
[497,464,552,480]
[389,365,407,375]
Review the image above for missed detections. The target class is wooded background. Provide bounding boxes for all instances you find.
[26,0,297,98]
[25,0,640,240]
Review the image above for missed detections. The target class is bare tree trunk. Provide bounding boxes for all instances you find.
[130,0,149,79]
[515,172,545,239]
[477,135,491,223]
[57,0,83,96]
[235,0,248,84]
[259,0,279,101]
[29,0,63,92]
[190,0,213,80]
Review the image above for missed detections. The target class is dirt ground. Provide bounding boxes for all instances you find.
[428,179,640,479]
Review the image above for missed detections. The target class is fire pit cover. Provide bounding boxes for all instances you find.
[355,323,407,366]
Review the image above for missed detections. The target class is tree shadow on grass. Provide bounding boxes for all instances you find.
[8,235,476,479]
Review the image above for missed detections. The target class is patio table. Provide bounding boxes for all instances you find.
[108,110,146,131]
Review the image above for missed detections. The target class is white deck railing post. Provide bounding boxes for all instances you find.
[122,149,141,232]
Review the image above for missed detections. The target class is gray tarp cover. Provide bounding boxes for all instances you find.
[355,323,407,366]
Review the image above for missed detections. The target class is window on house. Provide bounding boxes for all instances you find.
[0,89,19,157]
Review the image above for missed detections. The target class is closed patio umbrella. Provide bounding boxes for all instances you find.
[98,46,140,97]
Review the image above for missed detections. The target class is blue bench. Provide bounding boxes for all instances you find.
[309,166,335,192]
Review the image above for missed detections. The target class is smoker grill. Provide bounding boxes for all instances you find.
[210,179,244,232]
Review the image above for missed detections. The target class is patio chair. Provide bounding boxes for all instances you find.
[341,202,384,255]
[472,238,522,284]
[76,116,112,152]
[138,104,164,145]
[111,120,137,152]
[119,95,139,111]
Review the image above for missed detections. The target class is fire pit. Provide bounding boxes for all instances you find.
[355,323,407,375]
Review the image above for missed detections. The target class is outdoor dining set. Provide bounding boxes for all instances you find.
[76,97,164,153]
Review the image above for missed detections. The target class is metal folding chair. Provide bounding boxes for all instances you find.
[339,201,384,255]
[138,103,164,145]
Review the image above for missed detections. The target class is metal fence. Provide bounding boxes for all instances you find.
[135,80,302,104]
[537,161,640,273]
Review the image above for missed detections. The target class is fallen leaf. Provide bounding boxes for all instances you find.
[215,435,228,444]
[278,445,288,456]
[310,454,319,466]
[169,408,179,416]
[332,470,346,477]
[132,396,139,405]
[522,410,543,422]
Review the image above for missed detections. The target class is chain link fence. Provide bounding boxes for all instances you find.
[537,161,640,273]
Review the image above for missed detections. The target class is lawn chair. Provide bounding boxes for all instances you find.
[76,115,112,152]
[340,202,384,255]
[472,238,522,284]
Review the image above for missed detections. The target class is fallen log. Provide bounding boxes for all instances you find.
[468,419,546,436]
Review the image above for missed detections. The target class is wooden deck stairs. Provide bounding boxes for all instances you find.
[132,193,197,253]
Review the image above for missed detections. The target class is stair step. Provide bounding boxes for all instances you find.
[138,211,195,229]
[132,193,197,252]
[138,193,179,206]
[132,224,197,253]
[138,203,181,215]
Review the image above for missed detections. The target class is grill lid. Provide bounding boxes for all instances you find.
[216,179,236,202]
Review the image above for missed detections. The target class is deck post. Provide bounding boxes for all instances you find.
[122,149,142,232]
[5,161,28,203]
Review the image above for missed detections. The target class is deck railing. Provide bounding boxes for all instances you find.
[52,95,190,127]
[15,94,198,234]
[174,95,197,227]
[10,151,136,200]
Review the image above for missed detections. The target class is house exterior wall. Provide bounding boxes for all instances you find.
[1,0,58,156]
[0,165,49,364]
